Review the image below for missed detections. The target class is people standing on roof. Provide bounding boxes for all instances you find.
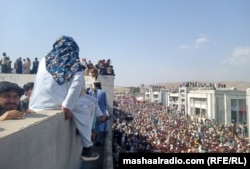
[31,57,39,74]
[24,57,31,74]
[14,57,23,74]
[0,52,8,73]
[22,59,26,74]
[81,57,89,70]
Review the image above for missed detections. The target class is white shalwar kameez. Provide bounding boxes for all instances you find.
[29,57,94,147]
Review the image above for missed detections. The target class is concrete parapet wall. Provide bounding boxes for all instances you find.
[0,73,36,87]
[0,110,82,169]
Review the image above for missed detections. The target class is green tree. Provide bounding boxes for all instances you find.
[129,87,140,94]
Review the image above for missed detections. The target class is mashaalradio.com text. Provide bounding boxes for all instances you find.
[123,156,204,165]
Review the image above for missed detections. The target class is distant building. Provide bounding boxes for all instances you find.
[144,85,165,103]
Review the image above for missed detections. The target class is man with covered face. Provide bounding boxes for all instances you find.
[29,35,99,161]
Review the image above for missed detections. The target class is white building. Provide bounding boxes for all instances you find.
[144,85,165,103]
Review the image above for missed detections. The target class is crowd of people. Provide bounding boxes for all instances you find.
[179,81,227,88]
[0,53,39,74]
[4,35,249,169]
[0,36,112,163]
[81,57,115,80]
[0,51,115,78]
[112,96,250,168]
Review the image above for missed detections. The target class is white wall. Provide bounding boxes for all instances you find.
[246,88,250,138]
[0,110,82,169]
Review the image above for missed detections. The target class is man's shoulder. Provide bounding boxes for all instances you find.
[97,89,106,95]
[97,89,105,92]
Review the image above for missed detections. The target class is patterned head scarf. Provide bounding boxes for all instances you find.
[45,36,83,85]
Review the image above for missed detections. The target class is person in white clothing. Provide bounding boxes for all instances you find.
[78,87,108,143]
[29,36,99,161]
[84,88,108,142]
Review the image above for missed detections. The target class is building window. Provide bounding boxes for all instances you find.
[231,99,246,123]
[231,99,237,122]
[239,99,246,123]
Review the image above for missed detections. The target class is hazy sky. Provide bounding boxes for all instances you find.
[1,0,250,87]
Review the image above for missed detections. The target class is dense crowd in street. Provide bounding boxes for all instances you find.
[112,96,249,168]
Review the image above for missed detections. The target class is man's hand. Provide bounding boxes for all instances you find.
[0,110,24,121]
[99,115,107,122]
[61,106,72,120]
[26,109,36,114]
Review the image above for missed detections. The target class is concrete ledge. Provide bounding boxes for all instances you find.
[0,110,82,169]
[103,117,113,169]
